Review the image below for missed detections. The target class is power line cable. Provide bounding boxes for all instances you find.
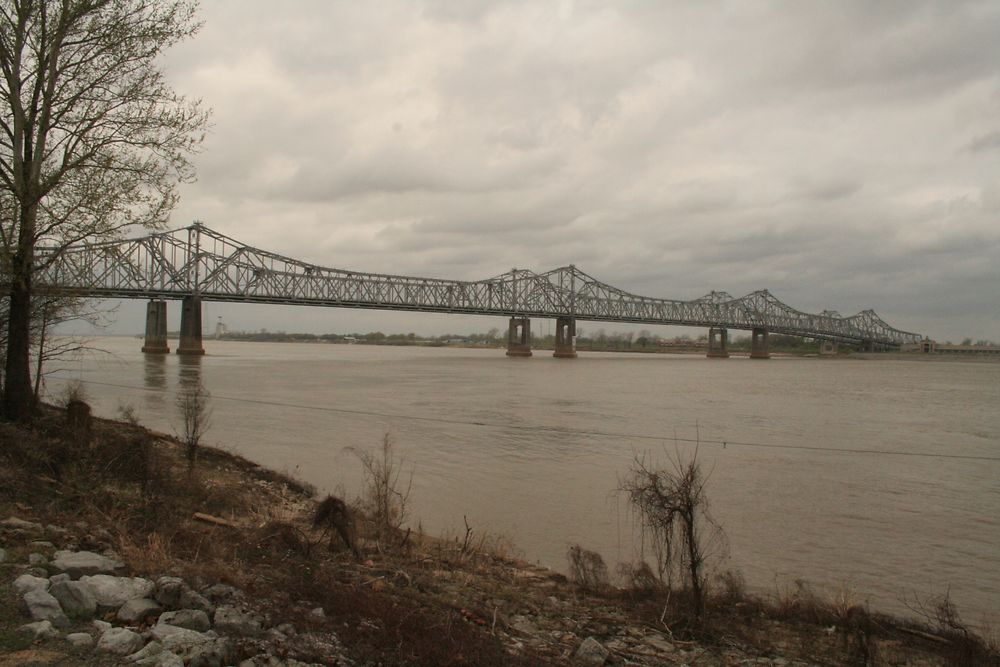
[68,378,1000,463]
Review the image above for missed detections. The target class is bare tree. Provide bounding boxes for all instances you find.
[0,0,209,421]
[176,381,210,471]
[619,447,724,617]
[349,433,413,549]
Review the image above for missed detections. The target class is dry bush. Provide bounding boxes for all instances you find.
[567,544,610,592]
[436,518,517,567]
[349,433,412,550]
[772,579,838,625]
[118,531,174,574]
[618,447,724,617]
[907,591,1000,667]
[618,561,662,594]
[840,604,880,666]
[58,379,88,407]
[313,495,359,557]
[176,382,211,472]
[253,520,312,559]
[713,569,747,606]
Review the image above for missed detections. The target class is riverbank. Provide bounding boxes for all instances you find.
[1,406,996,666]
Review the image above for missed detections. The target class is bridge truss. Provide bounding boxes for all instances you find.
[35,224,922,347]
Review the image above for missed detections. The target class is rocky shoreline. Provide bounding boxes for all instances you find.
[4,516,350,666]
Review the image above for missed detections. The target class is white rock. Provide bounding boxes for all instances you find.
[124,639,164,663]
[1,516,44,533]
[158,609,211,632]
[117,598,163,624]
[49,573,71,585]
[80,574,154,610]
[50,579,98,619]
[642,633,675,653]
[213,605,262,637]
[18,619,59,640]
[92,619,112,633]
[176,637,232,666]
[66,631,95,649]
[23,589,70,627]
[573,636,609,666]
[13,573,50,595]
[28,552,47,566]
[126,643,185,667]
[153,576,185,608]
[97,627,145,655]
[51,550,125,578]
[150,622,213,649]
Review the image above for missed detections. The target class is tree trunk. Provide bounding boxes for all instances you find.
[4,271,35,421]
[4,203,37,421]
[684,511,703,617]
[33,305,49,402]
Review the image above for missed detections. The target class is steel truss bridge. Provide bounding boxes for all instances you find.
[35,223,922,348]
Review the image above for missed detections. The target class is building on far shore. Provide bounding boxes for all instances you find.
[902,340,1000,355]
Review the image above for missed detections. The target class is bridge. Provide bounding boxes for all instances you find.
[35,223,922,358]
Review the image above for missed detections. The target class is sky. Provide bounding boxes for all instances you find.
[91,1,1000,342]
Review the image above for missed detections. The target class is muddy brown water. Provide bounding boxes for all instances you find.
[48,337,1000,625]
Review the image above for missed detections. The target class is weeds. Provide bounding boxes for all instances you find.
[349,433,412,550]
[567,544,610,592]
[906,589,1000,666]
[176,382,211,472]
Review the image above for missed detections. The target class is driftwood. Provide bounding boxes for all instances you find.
[193,512,236,528]
[897,626,951,645]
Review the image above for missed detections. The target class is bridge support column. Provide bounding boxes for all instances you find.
[141,300,170,354]
[750,327,770,359]
[706,327,729,358]
[819,340,839,356]
[506,317,532,357]
[176,295,205,356]
[862,339,874,352]
[553,317,577,358]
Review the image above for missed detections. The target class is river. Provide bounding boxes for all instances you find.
[46,336,1000,625]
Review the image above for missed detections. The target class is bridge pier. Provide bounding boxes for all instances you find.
[750,327,770,359]
[506,317,532,357]
[553,317,577,358]
[819,340,839,355]
[176,295,205,355]
[706,327,729,358]
[141,300,170,354]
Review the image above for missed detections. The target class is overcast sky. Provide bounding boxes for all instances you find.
[99,1,1000,342]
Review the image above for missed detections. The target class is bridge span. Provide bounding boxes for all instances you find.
[35,223,922,358]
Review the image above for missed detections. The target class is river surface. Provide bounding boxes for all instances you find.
[47,337,1000,624]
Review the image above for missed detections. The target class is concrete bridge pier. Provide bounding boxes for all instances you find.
[506,317,532,357]
[706,327,729,358]
[553,316,577,358]
[176,295,205,355]
[819,340,839,355]
[141,300,170,354]
[750,327,770,359]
